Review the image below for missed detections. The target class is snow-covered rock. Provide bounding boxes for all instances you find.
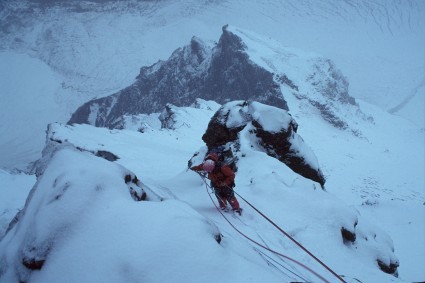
[67,27,286,128]
[191,100,326,187]
[68,25,362,133]
[0,141,225,282]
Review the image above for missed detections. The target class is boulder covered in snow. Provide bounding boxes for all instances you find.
[0,140,224,282]
[195,100,326,187]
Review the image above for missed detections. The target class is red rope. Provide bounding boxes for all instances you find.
[234,191,347,283]
[200,176,331,283]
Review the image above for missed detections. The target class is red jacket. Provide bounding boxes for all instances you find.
[192,163,235,188]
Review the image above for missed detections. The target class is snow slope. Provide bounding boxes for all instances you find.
[0,52,64,170]
[0,169,34,238]
[290,98,425,281]
[0,100,408,282]
[0,97,423,282]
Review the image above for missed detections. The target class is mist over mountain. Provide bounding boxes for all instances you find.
[0,1,424,282]
[1,0,424,170]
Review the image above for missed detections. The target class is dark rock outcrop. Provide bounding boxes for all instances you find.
[68,26,288,129]
[195,100,325,187]
[377,259,399,276]
[68,25,361,135]
[202,26,286,109]
[125,174,147,201]
[341,227,356,244]
[159,104,179,130]
[96,150,119,161]
[22,257,45,270]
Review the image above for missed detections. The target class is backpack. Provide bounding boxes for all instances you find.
[206,145,237,173]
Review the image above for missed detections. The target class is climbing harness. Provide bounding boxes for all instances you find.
[197,173,347,283]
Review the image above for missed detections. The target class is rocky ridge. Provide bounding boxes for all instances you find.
[68,25,364,134]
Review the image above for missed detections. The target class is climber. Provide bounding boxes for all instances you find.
[191,153,242,215]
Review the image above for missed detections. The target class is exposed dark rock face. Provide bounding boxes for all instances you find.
[96,150,119,161]
[22,258,45,270]
[310,100,348,130]
[68,26,287,129]
[22,256,46,270]
[125,174,147,201]
[214,233,222,244]
[341,227,356,244]
[202,26,287,109]
[202,114,244,147]
[159,104,179,130]
[307,59,355,106]
[197,100,326,187]
[377,259,399,276]
[68,25,361,135]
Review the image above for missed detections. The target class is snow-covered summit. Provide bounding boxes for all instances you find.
[68,25,365,136]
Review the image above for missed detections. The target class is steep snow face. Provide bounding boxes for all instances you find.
[226,25,372,136]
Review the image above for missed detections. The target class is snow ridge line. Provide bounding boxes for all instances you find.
[197,174,333,283]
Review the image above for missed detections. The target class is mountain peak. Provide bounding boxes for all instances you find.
[68,25,366,135]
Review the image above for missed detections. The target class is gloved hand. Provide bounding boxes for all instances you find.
[190,166,202,172]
